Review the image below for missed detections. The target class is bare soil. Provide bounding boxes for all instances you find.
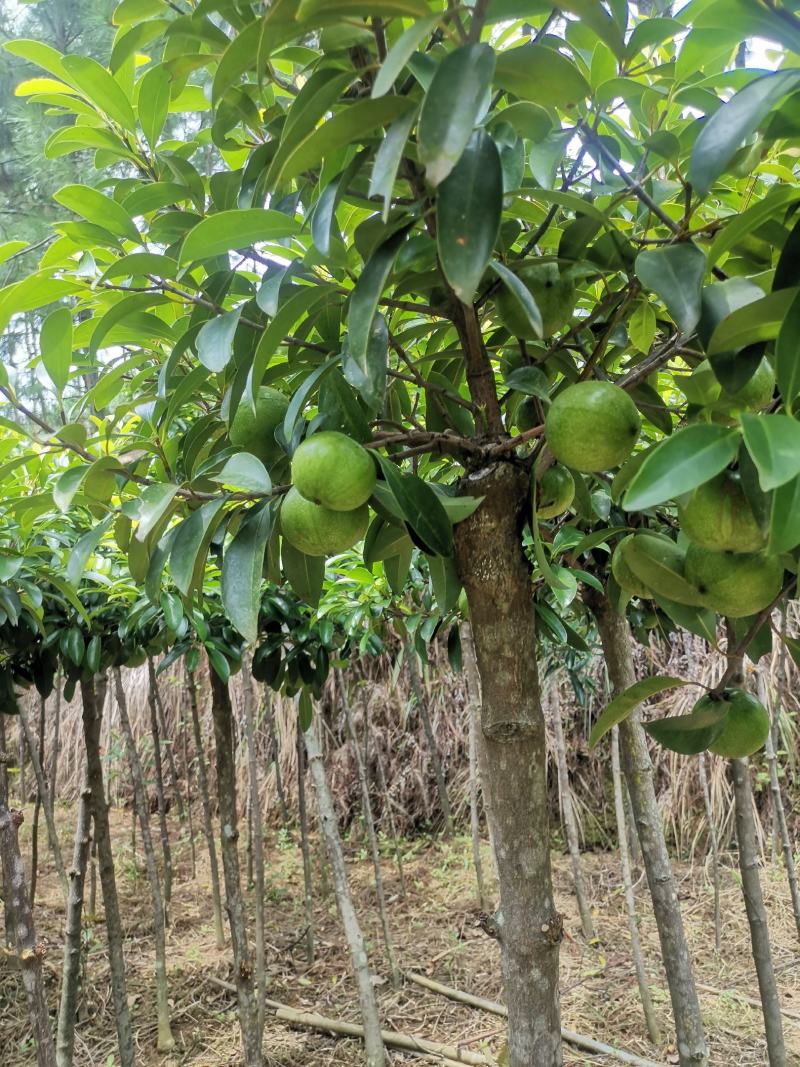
[2,805,799,1066]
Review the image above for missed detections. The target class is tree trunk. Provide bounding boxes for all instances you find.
[113,668,175,1053]
[80,675,136,1067]
[596,599,708,1067]
[29,697,44,906]
[304,719,385,1067]
[146,660,173,917]
[402,633,454,838]
[296,726,316,965]
[56,784,92,1067]
[209,668,262,1066]
[50,680,61,801]
[148,657,184,820]
[453,462,562,1067]
[612,726,661,1046]
[697,752,722,954]
[241,656,267,1039]
[461,622,488,911]
[0,803,57,1067]
[187,669,225,951]
[546,680,595,941]
[731,757,786,1065]
[179,689,197,880]
[19,700,67,902]
[338,670,400,988]
[756,672,800,941]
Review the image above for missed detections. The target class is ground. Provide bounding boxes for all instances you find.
[2,805,799,1066]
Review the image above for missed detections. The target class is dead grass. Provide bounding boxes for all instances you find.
[2,804,800,1067]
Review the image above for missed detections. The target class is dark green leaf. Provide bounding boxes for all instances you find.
[428,554,462,613]
[635,243,706,334]
[644,703,728,755]
[624,425,741,511]
[369,108,417,222]
[490,260,542,338]
[768,474,800,553]
[741,413,800,491]
[776,289,800,409]
[66,516,113,586]
[708,288,798,355]
[375,455,453,557]
[222,503,272,645]
[589,676,691,748]
[180,209,301,264]
[170,500,225,597]
[196,306,242,373]
[281,539,324,608]
[372,12,442,98]
[494,43,589,110]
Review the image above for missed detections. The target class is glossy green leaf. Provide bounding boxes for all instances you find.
[490,260,542,338]
[179,209,301,264]
[707,287,798,355]
[344,311,388,412]
[211,454,272,495]
[428,554,462,613]
[437,130,502,304]
[418,43,495,188]
[39,307,73,395]
[138,63,171,149]
[196,306,242,373]
[61,54,137,132]
[222,503,272,644]
[624,425,740,511]
[644,703,728,755]
[635,243,706,334]
[281,538,324,609]
[368,107,417,222]
[376,455,453,557]
[690,68,800,197]
[53,466,88,513]
[768,475,800,554]
[707,186,800,268]
[741,413,800,491]
[67,516,113,587]
[54,184,139,243]
[494,43,590,110]
[170,500,225,597]
[776,289,800,410]
[589,676,691,748]
[371,12,442,98]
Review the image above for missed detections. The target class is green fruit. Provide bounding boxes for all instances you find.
[545,381,641,472]
[515,395,540,432]
[715,356,775,417]
[611,534,653,598]
[281,487,368,556]
[495,261,576,338]
[291,431,376,512]
[678,471,766,553]
[623,531,702,605]
[536,465,575,519]
[684,546,783,617]
[229,387,289,467]
[700,689,770,758]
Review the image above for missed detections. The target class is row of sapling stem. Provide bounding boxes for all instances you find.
[18,698,67,903]
[146,657,174,918]
[241,653,268,1039]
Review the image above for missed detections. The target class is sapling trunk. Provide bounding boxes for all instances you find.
[546,679,595,941]
[296,726,315,965]
[454,463,562,1067]
[596,599,708,1067]
[19,699,67,902]
[697,752,722,954]
[146,659,173,916]
[265,695,290,828]
[304,718,385,1067]
[402,633,454,838]
[0,802,57,1067]
[0,714,14,949]
[50,680,61,800]
[338,670,400,988]
[179,692,197,879]
[148,657,184,820]
[19,715,26,803]
[187,669,225,950]
[757,671,800,941]
[209,668,262,1066]
[29,697,44,906]
[726,632,786,1066]
[612,726,661,1046]
[241,655,267,1038]
[461,622,488,911]
[79,674,135,1067]
[56,784,92,1067]
[113,668,175,1053]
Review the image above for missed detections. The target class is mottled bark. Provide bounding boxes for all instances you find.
[0,804,57,1067]
[56,785,92,1067]
[209,669,262,1066]
[304,720,385,1067]
[596,601,707,1067]
[461,623,488,911]
[187,669,225,950]
[454,462,561,1067]
[113,668,175,1053]
[80,675,135,1067]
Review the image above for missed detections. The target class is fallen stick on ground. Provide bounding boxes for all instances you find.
[205,976,494,1065]
[276,1007,495,1065]
[695,983,800,1025]
[405,972,668,1067]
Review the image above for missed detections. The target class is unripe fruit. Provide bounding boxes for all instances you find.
[678,471,765,553]
[229,387,289,466]
[291,431,376,512]
[611,534,653,599]
[684,546,783,618]
[622,530,701,606]
[281,487,368,557]
[702,689,770,758]
[545,381,641,472]
[495,261,576,338]
[536,465,575,520]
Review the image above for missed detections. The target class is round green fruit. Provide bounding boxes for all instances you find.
[545,381,641,472]
[678,471,765,553]
[611,534,653,599]
[514,395,540,432]
[622,530,701,605]
[291,431,376,512]
[536,465,575,519]
[700,689,770,758]
[281,487,368,557]
[229,386,289,467]
[714,357,775,419]
[495,261,576,338]
[684,546,783,617]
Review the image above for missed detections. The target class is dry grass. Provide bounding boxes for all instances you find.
[2,804,799,1067]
